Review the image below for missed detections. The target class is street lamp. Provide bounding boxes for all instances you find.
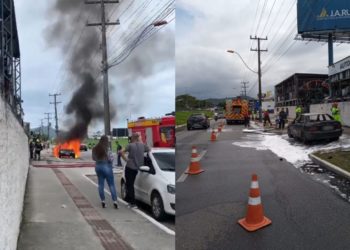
[227,49,263,122]
[227,50,257,74]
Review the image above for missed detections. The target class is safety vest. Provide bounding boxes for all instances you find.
[331,107,342,123]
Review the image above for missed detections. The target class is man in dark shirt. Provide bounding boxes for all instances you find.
[279,108,287,130]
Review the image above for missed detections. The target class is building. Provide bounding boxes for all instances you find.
[275,73,328,109]
[328,56,350,101]
[0,0,23,122]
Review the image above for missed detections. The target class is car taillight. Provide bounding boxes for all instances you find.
[335,123,342,129]
[307,126,319,132]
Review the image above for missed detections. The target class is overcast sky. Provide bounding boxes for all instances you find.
[15,0,175,132]
[176,0,350,100]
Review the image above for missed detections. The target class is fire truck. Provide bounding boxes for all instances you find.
[225,98,249,124]
[127,116,175,147]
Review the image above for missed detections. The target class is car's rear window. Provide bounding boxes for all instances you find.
[152,152,175,172]
[305,114,334,122]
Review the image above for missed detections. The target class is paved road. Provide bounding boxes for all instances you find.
[176,122,350,250]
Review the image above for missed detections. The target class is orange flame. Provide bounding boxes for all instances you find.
[53,139,81,158]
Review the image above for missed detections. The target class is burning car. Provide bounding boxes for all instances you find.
[59,149,76,158]
[53,139,81,159]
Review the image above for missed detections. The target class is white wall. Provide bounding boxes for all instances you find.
[310,101,350,127]
[0,98,29,250]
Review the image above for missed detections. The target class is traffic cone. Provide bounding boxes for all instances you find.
[185,146,204,175]
[238,174,271,232]
[218,126,222,132]
[210,130,216,141]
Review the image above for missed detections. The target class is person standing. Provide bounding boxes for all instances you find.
[92,135,118,209]
[331,103,342,123]
[279,108,287,130]
[263,110,272,127]
[243,110,250,128]
[34,139,43,160]
[116,141,122,167]
[29,140,35,160]
[295,105,302,119]
[121,133,150,208]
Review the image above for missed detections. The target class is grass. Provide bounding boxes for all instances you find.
[314,150,350,172]
[84,138,129,152]
[176,110,214,126]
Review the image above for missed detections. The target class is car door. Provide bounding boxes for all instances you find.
[134,153,156,204]
[291,116,304,138]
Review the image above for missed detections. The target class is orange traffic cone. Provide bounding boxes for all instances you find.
[238,174,271,232]
[218,126,222,132]
[185,146,204,175]
[210,130,217,141]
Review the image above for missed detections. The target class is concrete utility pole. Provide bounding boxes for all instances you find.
[44,113,52,140]
[86,0,120,136]
[40,119,44,136]
[241,81,249,99]
[49,93,61,138]
[250,36,267,122]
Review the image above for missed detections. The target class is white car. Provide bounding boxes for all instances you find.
[120,148,175,220]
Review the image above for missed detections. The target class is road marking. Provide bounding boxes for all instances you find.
[177,150,207,183]
[82,174,175,236]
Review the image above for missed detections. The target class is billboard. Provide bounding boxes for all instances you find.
[297,0,350,34]
[112,128,128,137]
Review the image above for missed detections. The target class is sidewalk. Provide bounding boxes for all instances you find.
[17,164,174,250]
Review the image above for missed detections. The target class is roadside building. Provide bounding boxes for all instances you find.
[328,56,350,101]
[275,73,328,118]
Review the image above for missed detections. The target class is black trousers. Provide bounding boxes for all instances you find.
[279,119,285,129]
[125,167,138,204]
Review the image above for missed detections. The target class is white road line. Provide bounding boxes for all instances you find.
[82,174,175,236]
[177,150,207,183]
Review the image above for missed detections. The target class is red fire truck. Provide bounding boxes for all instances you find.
[127,116,175,147]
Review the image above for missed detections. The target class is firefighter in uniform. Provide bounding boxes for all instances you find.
[295,105,302,119]
[331,103,342,123]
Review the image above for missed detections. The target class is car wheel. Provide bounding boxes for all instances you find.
[121,180,127,201]
[287,129,293,138]
[151,192,166,221]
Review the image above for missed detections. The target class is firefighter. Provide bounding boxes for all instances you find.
[263,110,272,127]
[244,110,250,128]
[295,105,302,119]
[331,103,342,123]
[34,139,43,160]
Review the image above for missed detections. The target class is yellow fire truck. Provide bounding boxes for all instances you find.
[225,98,249,124]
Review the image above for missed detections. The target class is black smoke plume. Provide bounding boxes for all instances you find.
[45,0,114,141]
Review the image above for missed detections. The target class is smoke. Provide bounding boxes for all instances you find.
[45,0,112,141]
[45,0,175,137]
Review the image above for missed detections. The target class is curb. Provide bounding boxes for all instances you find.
[176,124,186,132]
[309,153,350,180]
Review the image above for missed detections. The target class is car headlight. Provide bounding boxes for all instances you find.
[167,184,175,194]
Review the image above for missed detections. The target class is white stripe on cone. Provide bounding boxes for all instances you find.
[192,148,197,154]
[248,196,261,206]
[191,157,200,162]
[251,181,259,189]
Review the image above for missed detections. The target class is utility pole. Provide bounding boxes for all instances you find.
[86,0,120,136]
[44,113,52,140]
[241,81,249,99]
[49,93,61,138]
[40,119,44,136]
[250,36,267,122]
